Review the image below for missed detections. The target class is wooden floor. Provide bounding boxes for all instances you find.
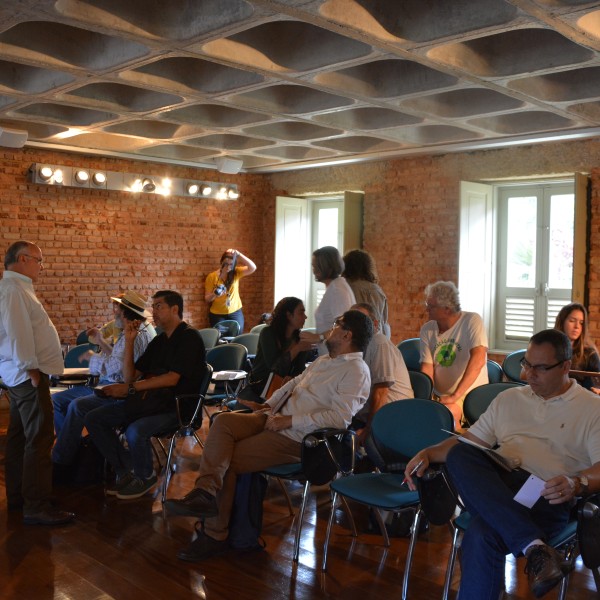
[0,399,597,600]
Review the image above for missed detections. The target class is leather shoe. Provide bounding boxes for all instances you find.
[165,488,218,518]
[525,544,568,598]
[177,529,229,562]
[23,509,75,526]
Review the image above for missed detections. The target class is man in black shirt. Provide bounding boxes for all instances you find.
[85,290,206,499]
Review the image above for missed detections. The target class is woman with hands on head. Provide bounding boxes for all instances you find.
[205,248,256,333]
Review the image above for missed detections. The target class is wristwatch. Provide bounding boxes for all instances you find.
[128,383,137,396]
[319,334,325,342]
[575,474,590,497]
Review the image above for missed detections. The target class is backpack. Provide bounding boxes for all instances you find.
[228,472,268,551]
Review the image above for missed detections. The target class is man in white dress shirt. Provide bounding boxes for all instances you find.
[0,240,74,525]
[166,309,373,562]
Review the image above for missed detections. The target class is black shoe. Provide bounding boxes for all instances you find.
[177,529,229,562]
[525,544,567,598]
[23,509,75,526]
[165,488,218,518]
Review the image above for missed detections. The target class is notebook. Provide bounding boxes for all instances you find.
[441,429,521,472]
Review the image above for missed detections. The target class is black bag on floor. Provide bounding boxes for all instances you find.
[228,472,268,551]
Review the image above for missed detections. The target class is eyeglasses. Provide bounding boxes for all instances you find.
[424,301,441,309]
[21,254,43,265]
[333,317,349,330]
[519,357,564,373]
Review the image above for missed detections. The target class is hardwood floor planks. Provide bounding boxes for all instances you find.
[0,400,596,599]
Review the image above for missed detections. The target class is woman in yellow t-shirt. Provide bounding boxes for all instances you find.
[205,248,256,333]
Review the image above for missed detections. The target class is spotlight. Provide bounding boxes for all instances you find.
[53,169,64,184]
[201,184,212,196]
[217,186,228,200]
[186,183,199,195]
[74,170,89,184]
[227,187,239,200]
[39,166,53,181]
[141,178,155,193]
[92,172,106,186]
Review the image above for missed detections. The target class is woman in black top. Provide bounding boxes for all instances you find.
[238,297,314,403]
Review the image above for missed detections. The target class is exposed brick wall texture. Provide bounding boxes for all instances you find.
[0,148,275,343]
[1,139,600,353]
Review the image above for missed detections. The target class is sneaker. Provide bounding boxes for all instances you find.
[177,528,229,562]
[165,488,219,518]
[524,544,567,598]
[23,508,75,526]
[116,474,158,500]
[106,472,134,496]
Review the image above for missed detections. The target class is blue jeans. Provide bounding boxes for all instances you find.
[52,393,114,465]
[84,401,179,479]
[52,385,95,436]
[209,308,244,334]
[446,443,570,600]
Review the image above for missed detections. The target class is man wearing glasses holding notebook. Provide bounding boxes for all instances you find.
[405,329,600,600]
[166,309,373,562]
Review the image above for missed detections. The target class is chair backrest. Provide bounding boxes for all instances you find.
[462,382,522,426]
[231,333,260,356]
[502,349,526,383]
[64,343,95,368]
[206,343,248,372]
[398,337,421,371]
[213,319,241,338]
[184,363,213,428]
[250,323,268,334]
[75,330,88,345]
[408,370,433,399]
[371,399,454,462]
[198,327,220,350]
[487,359,504,383]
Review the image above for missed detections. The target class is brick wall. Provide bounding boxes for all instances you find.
[271,138,600,346]
[0,147,274,343]
[1,139,600,351]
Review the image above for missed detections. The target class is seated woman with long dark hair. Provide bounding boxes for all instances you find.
[238,297,315,404]
[554,302,600,391]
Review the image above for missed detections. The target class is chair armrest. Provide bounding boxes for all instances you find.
[301,428,357,481]
[174,393,205,429]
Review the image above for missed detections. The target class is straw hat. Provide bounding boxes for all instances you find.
[110,290,149,318]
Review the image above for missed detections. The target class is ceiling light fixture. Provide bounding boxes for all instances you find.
[186,183,199,195]
[92,172,107,186]
[141,178,155,193]
[27,164,240,200]
[74,170,89,185]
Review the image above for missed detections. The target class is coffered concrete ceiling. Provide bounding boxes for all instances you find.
[1,0,600,173]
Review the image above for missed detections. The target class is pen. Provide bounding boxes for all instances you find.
[402,459,424,485]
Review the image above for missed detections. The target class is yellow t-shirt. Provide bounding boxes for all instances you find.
[205,268,243,315]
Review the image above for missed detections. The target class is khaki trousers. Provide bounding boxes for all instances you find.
[196,412,301,540]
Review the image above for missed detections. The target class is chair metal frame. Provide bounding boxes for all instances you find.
[263,428,357,562]
[321,399,454,600]
[152,364,213,503]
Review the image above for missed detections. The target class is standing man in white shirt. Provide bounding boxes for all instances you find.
[420,281,488,426]
[0,240,74,525]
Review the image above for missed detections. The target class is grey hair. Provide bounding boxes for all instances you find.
[4,240,34,269]
[424,281,461,313]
